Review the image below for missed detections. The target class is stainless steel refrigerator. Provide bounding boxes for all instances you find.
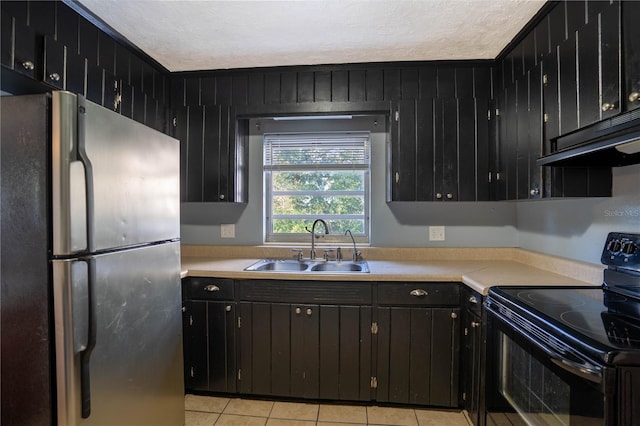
[1,91,184,426]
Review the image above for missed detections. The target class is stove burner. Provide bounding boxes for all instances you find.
[516,290,587,308]
[559,309,605,336]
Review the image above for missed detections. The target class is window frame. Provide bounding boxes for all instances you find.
[263,131,371,245]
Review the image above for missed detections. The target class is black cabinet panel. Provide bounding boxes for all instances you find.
[232,74,248,105]
[270,303,291,396]
[332,70,349,102]
[85,64,103,104]
[416,100,435,201]
[133,90,145,123]
[265,73,281,104]
[577,18,602,127]
[419,67,437,100]
[528,65,543,199]
[434,98,459,201]
[183,300,209,390]
[391,100,417,201]
[349,70,366,102]
[565,0,586,38]
[29,1,55,37]
[42,36,64,89]
[78,16,98,66]
[185,78,200,106]
[280,72,297,104]
[383,68,401,101]
[297,71,314,103]
[217,75,232,105]
[65,52,85,95]
[203,105,221,202]
[187,106,204,201]
[600,2,621,118]
[559,38,578,134]
[623,1,640,111]
[119,80,133,118]
[535,16,550,61]
[437,66,456,98]
[208,301,237,393]
[13,19,37,79]
[1,14,12,69]
[456,67,474,99]
[548,3,566,48]
[365,69,384,101]
[56,5,78,54]
[458,98,477,201]
[314,71,331,102]
[248,73,265,105]
[516,78,529,200]
[201,77,216,106]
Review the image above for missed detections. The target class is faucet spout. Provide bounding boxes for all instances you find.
[310,219,329,260]
[345,230,361,262]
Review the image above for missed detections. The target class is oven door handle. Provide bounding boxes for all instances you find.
[488,308,603,384]
[550,357,603,384]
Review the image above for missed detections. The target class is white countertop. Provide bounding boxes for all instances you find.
[181,246,603,295]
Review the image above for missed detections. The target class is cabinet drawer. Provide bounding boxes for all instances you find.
[377,283,459,306]
[183,277,234,300]
[238,280,372,305]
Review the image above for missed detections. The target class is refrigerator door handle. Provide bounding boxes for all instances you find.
[80,258,97,418]
[76,96,95,253]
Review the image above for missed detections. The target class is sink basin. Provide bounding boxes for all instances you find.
[309,262,369,272]
[246,259,309,272]
[244,259,369,273]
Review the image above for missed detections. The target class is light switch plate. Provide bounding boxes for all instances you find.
[221,224,235,238]
[429,226,445,241]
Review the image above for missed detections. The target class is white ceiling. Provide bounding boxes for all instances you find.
[76,0,546,72]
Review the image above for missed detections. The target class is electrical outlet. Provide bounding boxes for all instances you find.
[220,224,235,238]
[429,226,445,241]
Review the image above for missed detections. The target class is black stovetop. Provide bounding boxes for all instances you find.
[491,286,640,354]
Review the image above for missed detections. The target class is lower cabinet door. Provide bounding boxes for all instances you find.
[376,307,460,407]
[183,300,236,392]
[238,302,372,401]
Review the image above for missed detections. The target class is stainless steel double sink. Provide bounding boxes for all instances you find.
[244,258,370,273]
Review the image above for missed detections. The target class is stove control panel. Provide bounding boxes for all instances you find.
[602,232,640,269]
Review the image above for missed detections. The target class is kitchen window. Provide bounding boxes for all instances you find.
[263,132,370,244]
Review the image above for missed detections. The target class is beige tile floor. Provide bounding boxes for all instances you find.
[185,394,471,426]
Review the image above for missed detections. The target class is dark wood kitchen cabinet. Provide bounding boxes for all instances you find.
[623,1,640,112]
[182,277,237,393]
[237,280,372,401]
[375,283,460,407]
[461,287,485,426]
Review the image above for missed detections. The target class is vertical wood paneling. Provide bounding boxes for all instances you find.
[264,73,281,104]
[548,3,566,48]
[297,71,314,102]
[401,68,419,100]
[365,69,384,101]
[418,67,437,100]
[314,71,331,102]
[408,309,431,404]
[338,306,361,401]
[566,0,587,38]
[455,67,474,99]
[114,44,130,82]
[348,70,366,102]
[600,2,621,119]
[516,77,529,200]
[388,308,410,403]
[416,99,434,201]
[437,66,455,98]
[219,106,232,200]
[535,16,551,62]
[185,78,200,106]
[280,72,297,103]
[458,98,477,201]
[577,19,600,127]
[217,75,232,105]
[430,309,458,407]
[271,304,291,396]
[97,31,115,73]
[319,305,340,399]
[174,106,188,200]
[522,31,536,72]
[252,303,273,395]
[55,2,78,51]
[248,73,265,105]
[232,74,248,105]
[203,105,220,202]
[383,68,401,101]
[201,77,216,106]
[29,1,55,36]
[187,106,204,201]
[332,70,349,102]
[559,37,578,134]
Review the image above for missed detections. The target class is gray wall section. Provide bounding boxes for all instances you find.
[517,164,640,264]
[180,117,519,248]
[180,120,638,265]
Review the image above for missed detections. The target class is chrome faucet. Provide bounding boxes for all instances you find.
[310,219,329,260]
[345,230,362,262]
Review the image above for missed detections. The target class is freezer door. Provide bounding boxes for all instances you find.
[52,242,184,426]
[52,91,180,255]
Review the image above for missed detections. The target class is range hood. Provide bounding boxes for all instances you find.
[537,108,640,167]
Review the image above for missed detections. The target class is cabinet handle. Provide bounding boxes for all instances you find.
[49,72,61,82]
[295,307,302,315]
[21,61,35,70]
[469,296,478,304]
[601,102,616,111]
[204,284,220,292]
[410,289,428,297]
[306,308,313,316]
[471,321,481,328]
[436,193,442,199]
[629,92,640,103]
[225,305,232,312]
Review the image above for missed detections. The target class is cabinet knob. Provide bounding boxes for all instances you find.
[601,102,616,111]
[469,296,478,304]
[48,72,61,82]
[629,92,640,103]
[182,306,186,312]
[225,305,232,312]
[295,307,302,315]
[204,284,220,292]
[410,289,428,297]
[395,172,400,184]
[446,193,453,199]
[306,308,313,316]
[471,321,480,328]
[219,194,225,200]
[530,188,540,196]
[21,61,34,70]
[451,312,458,319]
[436,193,442,199]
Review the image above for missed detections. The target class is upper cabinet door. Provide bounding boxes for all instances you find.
[623,1,640,111]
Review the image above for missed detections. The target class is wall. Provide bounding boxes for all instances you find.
[517,164,640,264]
[180,116,519,247]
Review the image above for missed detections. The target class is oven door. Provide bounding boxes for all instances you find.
[485,307,617,426]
